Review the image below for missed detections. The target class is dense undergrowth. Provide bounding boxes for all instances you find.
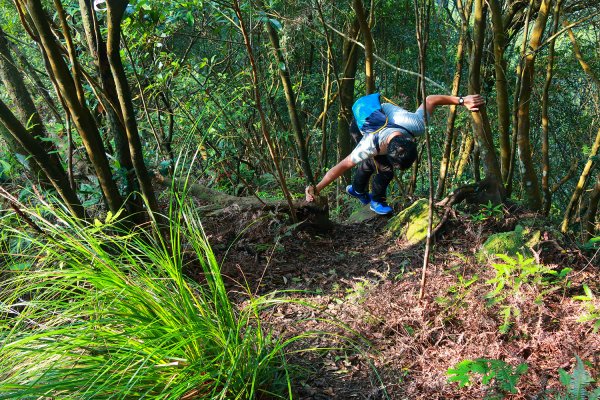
[0,193,346,399]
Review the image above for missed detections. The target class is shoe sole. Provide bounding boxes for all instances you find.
[370,206,392,215]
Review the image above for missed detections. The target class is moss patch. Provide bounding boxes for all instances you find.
[479,225,541,261]
[387,199,440,246]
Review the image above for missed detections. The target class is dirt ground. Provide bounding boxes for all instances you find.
[197,203,600,400]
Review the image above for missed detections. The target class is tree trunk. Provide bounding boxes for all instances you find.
[105,0,161,221]
[516,0,552,211]
[468,0,503,191]
[488,0,511,184]
[453,131,474,183]
[584,174,600,241]
[507,0,536,197]
[337,19,360,184]
[0,26,61,182]
[0,99,85,219]
[353,0,375,94]
[435,13,468,199]
[561,126,600,233]
[19,0,125,214]
[541,0,563,216]
[78,0,139,203]
[264,18,314,185]
[564,22,600,87]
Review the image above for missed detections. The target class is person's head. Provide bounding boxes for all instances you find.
[387,136,417,170]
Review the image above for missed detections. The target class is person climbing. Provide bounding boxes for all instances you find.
[305,94,485,214]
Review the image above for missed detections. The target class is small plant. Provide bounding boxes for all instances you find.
[486,254,553,303]
[471,200,504,222]
[485,253,571,333]
[553,355,600,400]
[447,358,528,399]
[573,285,600,333]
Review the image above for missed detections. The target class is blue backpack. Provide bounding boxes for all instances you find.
[352,93,416,139]
[352,93,388,134]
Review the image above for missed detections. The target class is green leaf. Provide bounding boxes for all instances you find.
[269,18,282,31]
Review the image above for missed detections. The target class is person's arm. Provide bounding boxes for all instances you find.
[306,155,356,201]
[418,94,484,115]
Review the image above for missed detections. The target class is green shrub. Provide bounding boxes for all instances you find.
[447,358,528,399]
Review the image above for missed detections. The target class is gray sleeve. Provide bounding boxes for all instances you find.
[402,109,428,137]
[350,135,377,164]
[382,103,429,137]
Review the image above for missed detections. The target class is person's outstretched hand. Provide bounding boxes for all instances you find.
[305,185,317,202]
[463,94,485,111]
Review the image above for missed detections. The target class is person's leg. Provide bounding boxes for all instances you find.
[352,158,376,194]
[369,155,394,203]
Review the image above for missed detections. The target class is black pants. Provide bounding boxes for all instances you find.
[349,119,394,203]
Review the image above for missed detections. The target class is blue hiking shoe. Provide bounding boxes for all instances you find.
[346,185,370,205]
[370,200,393,215]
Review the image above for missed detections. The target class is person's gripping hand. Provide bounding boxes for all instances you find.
[305,185,317,202]
[463,94,485,111]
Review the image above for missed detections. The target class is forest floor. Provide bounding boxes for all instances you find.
[191,196,599,400]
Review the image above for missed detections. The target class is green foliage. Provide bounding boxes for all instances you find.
[554,356,600,400]
[447,358,528,398]
[471,201,504,222]
[0,195,340,399]
[573,285,600,333]
[485,253,571,333]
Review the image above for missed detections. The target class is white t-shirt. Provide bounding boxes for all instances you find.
[349,104,428,164]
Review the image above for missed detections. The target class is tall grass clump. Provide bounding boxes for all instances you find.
[0,194,309,399]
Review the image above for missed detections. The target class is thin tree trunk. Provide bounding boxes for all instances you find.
[415,0,433,301]
[106,0,161,221]
[435,11,468,199]
[78,0,140,205]
[507,0,535,196]
[337,18,360,184]
[468,0,503,188]
[453,131,474,183]
[20,0,124,214]
[516,0,553,211]
[264,16,314,185]
[233,0,297,222]
[584,173,600,241]
[8,41,63,123]
[319,47,333,175]
[0,27,46,138]
[353,0,375,94]
[561,127,600,233]
[0,25,61,182]
[564,22,600,87]
[0,99,85,219]
[541,0,563,216]
[488,0,511,184]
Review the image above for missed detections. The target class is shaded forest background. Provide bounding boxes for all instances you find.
[0,0,597,235]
